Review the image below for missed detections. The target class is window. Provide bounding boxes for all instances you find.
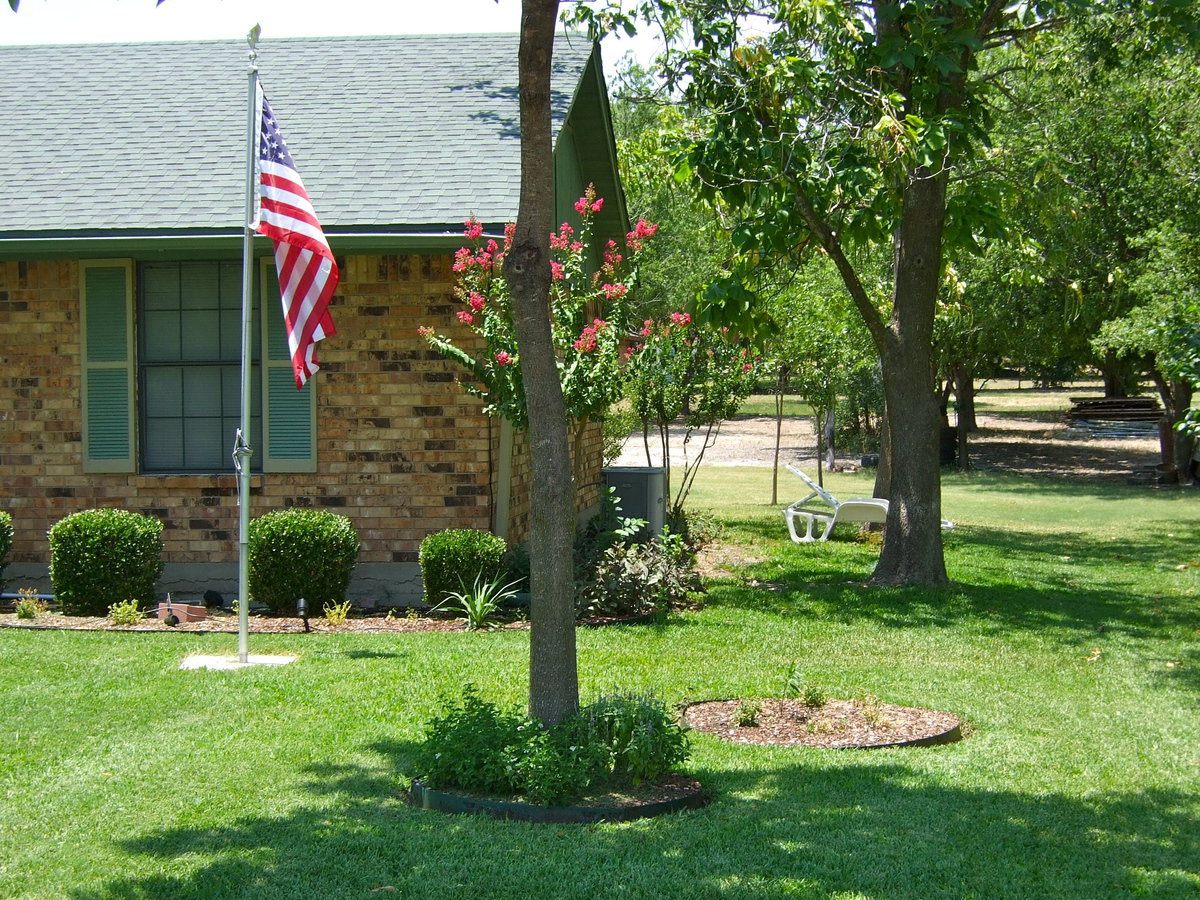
[79,258,316,475]
[139,261,260,473]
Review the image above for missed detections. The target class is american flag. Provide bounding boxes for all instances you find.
[254,86,338,389]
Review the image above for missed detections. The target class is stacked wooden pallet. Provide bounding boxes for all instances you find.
[1066,397,1162,437]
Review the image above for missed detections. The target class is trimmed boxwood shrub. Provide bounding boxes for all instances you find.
[248,508,360,615]
[0,510,12,588]
[419,528,508,605]
[48,509,163,616]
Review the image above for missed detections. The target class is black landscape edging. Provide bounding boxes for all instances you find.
[870,721,963,749]
[408,778,710,824]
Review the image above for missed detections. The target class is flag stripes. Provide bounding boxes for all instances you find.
[255,89,338,388]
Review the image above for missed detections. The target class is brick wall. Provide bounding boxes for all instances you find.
[0,254,603,603]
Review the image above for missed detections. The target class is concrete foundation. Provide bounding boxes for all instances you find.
[3,561,424,610]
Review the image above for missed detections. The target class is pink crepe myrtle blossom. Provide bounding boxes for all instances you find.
[572,318,608,353]
[428,186,654,431]
[669,311,692,327]
[417,325,433,339]
[626,218,659,251]
[602,239,623,273]
[574,185,604,217]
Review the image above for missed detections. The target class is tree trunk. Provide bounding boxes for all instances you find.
[506,0,577,726]
[873,406,891,502]
[824,409,836,470]
[1100,352,1135,398]
[771,367,785,506]
[871,166,949,587]
[953,363,977,432]
[1157,377,1196,485]
[815,408,826,483]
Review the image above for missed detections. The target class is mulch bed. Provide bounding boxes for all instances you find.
[682,698,963,750]
[0,611,651,634]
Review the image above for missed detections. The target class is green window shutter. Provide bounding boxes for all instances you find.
[80,260,135,473]
[260,259,316,473]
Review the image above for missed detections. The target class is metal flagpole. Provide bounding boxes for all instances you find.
[234,25,262,664]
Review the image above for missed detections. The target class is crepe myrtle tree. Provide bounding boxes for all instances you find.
[420,187,657,486]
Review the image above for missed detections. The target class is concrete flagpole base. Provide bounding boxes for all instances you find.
[180,654,297,671]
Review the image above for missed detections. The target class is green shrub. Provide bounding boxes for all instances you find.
[419,529,508,605]
[248,508,360,615]
[417,684,528,796]
[48,509,163,616]
[415,686,690,805]
[577,530,702,618]
[0,510,13,588]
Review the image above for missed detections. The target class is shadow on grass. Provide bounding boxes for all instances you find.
[342,649,409,660]
[72,742,1198,899]
[703,515,1197,661]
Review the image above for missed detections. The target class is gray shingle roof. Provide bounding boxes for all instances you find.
[0,33,596,236]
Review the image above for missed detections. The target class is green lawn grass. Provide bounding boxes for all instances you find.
[736,393,815,418]
[3,470,1198,898]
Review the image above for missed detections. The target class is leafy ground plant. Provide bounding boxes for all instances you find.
[783,663,828,707]
[323,600,352,626]
[734,699,761,727]
[429,573,521,630]
[106,599,142,626]
[13,588,47,620]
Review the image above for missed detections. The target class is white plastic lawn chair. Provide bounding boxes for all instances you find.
[782,465,954,542]
[782,464,890,542]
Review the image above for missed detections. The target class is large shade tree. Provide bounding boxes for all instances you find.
[574,0,1198,586]
[505,0,580,726]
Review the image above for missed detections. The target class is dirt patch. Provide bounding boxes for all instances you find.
[683,698,963,749]
[617,412,1162,483]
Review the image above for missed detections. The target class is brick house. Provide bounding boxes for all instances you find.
[0,34,625,605]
